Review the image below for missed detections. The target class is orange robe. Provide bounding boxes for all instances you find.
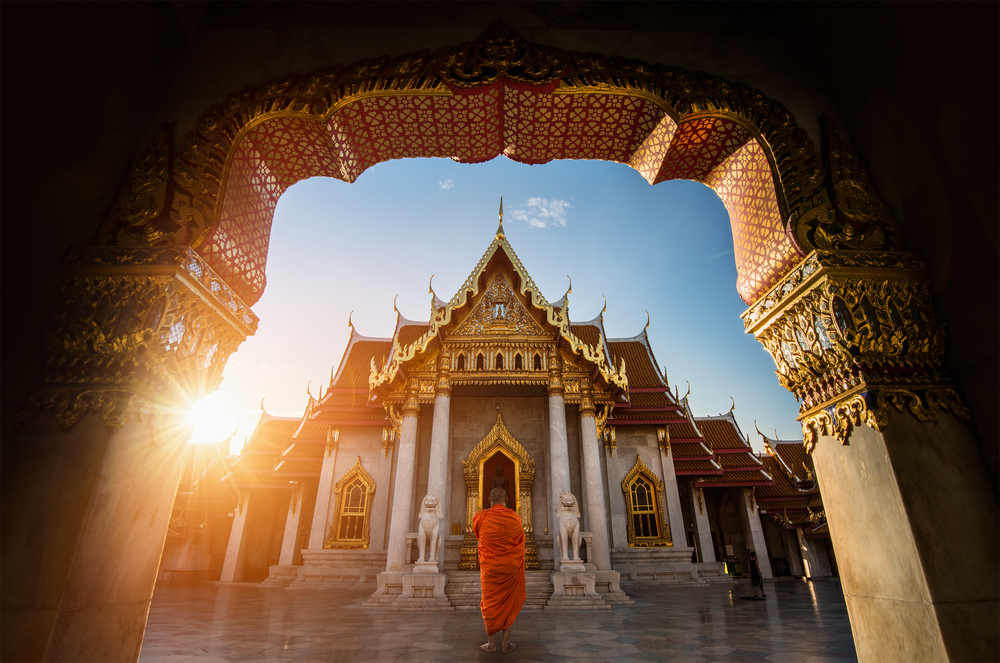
[473,504,526,635]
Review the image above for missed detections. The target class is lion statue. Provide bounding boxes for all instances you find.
[556,492,582,562]
[417,493,443,563]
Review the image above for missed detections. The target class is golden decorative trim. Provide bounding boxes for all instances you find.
[743,249,970,454]
[621,454,671,547]
[603,426,617,457]
[459,414,538,570]
[578,381,595,417]
[325,456,375,549]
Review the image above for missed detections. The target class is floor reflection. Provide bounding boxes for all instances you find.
[139,578,857,662]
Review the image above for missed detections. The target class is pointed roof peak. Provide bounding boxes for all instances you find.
[495,196,505,239]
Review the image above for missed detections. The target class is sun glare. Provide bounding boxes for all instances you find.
[187,391,238,445]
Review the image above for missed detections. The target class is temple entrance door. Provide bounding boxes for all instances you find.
[481,452,516,511]
[459,414,538,570]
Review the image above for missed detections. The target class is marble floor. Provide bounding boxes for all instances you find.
[139,578,857,663]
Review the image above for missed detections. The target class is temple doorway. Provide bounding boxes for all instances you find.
[481,452,516,511]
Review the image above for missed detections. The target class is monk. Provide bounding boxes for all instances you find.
[473,487,526,654]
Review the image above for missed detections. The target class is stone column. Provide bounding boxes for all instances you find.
[385,380,420,572]
[307,427,339,550]
[425,355,452,567]
[782,527,805,576]
[278,484,305,565]
[795,529,831,578]
[744,250,998,661]
[547,346,571,501]
[220,493,252,582]
[1,246,255,661]
[656,429,688,546]
[737,487,773,578]
[578,384,611,570]
[689,485,716,563]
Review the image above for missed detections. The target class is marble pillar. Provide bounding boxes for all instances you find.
[795,529,832,578]
[656,438,688,547]
[425,356,451,567]
[2,411,190,662]
[278,484,305,565]
[578,389,611,570]
[812,412,999,662]
[219,493,252,582]
[782,527,805,576]
[385,384,420,572]
[547,347,570,501]
[690,485,716,563]
[737,488,773,578]
[306,430,339,550]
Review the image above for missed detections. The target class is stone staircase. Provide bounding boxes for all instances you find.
[445,570,554,611]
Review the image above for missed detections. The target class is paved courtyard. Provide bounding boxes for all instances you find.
[138,579,856,663]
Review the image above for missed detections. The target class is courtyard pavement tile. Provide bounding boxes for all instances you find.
[140,578,855,662]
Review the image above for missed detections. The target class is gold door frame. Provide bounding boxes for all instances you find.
[460,414,538,569]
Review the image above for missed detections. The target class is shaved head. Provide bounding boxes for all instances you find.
[489,487,507,506]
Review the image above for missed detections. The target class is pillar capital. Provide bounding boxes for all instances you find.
[402,378,420,418]
[16,246,258,432]
[742,249,972,452]
[578,381,595,417]
[547,345,563,396]
[436,353,451,396]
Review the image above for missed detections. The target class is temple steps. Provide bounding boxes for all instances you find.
[444,570,554,611]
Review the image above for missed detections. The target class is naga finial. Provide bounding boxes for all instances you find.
[644,310,650,331]
[347,310,354,330]
[496,196,505,239]
[428,274,435,295]
[260,397,266,412]
[729,397,736,414]
[393,294,399,314]
[600,295,607,317]
[684,381,691,401]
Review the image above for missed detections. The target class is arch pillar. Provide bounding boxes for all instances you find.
[744,249,998,662]
[3,246,256,661]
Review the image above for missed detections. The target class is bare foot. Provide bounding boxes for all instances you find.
[502,642,516,654]
[480,642,496,652]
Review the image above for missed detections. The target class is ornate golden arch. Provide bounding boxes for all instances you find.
[325,456,376,549]
[622,454,672,548]
[95,22,901,309]
[459,414,538,569]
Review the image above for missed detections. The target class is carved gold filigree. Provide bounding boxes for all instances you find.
[459,414,538,570]
[17,247,256,432]
[746,252,972,455]
[791,116,903,254]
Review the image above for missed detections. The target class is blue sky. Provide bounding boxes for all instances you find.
[208,156,802,452]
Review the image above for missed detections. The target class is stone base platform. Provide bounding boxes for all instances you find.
[261,564,299,587]
[363,571,455,611]
[286,549,386,589]
[612,547,730,585]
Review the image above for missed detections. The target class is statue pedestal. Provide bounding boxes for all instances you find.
[545,572,609,610]
[363,571,454,611]
[413,561,439,574]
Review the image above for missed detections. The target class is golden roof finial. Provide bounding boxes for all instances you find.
[347,310,354,330]
[496,196,505,239]
[644,310,650,331]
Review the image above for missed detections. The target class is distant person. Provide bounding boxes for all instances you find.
[473,487,526,653]
[750,551,765,598]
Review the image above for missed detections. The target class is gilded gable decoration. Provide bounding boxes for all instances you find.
[452,275,547,337]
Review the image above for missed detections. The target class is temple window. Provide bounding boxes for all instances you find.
[495,352,504,370]
[533,353,542,370]
[621,455,671,548]
[514,353,523,370]
[476,353,485,370]
[456,353,466,371]
[325,457,375,549]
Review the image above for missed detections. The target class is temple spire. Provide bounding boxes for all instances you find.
[496,196,505,239]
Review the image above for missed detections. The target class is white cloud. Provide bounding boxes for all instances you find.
[509,197,572,228]
[439,179,455,190]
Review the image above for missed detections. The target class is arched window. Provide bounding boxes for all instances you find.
[533,353,542,370]
[621,455,670,547]
[325,457,375,549]
[514,353,523,370]
[456,353,466,371]
[476,353,485,370]
[495,352,504,370]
